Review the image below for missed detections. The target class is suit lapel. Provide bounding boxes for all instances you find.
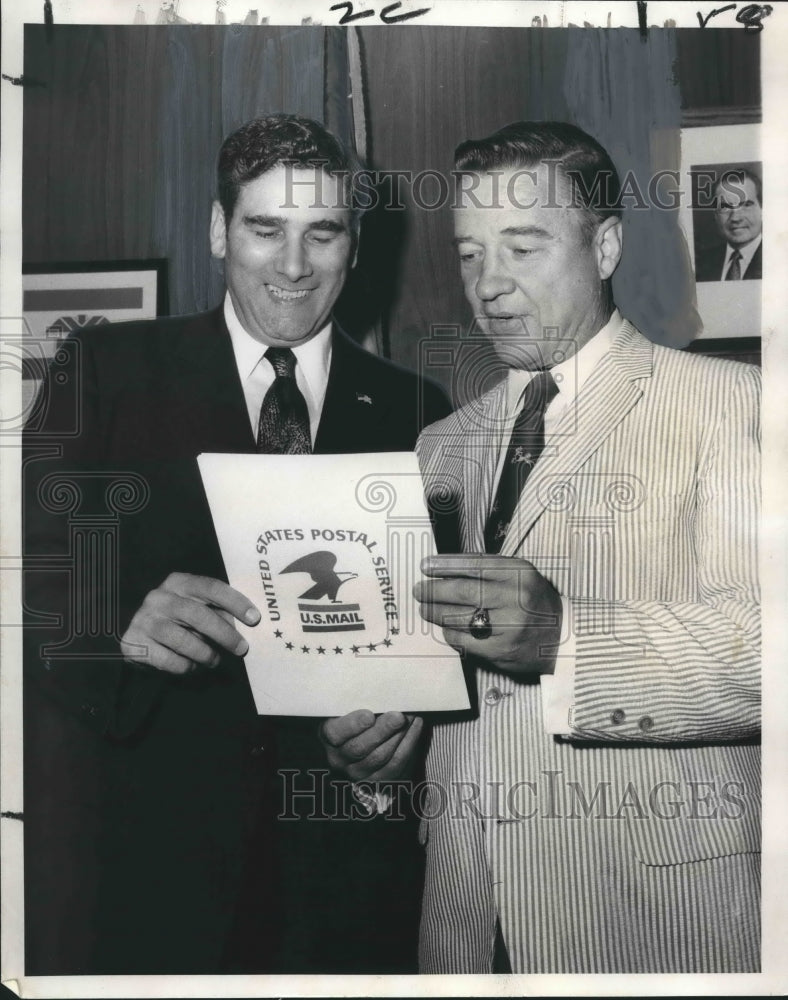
[168,307,256,453]
[500,321,654,557]
[746,241,762,279]
[314,325,385,453]
[168,316,396,457]
[460,382,508,553]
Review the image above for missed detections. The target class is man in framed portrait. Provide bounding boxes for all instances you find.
[695,166,762,282]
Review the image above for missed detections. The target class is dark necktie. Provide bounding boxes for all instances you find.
[484,370,558,553]
[256,346,312,454]
[725,249,742,281]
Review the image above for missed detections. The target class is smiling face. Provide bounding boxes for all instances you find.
[210,164,356,347]
[714,175,762,249]
[453,165,622,369]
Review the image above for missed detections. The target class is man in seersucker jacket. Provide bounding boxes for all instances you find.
[323,120,760,974]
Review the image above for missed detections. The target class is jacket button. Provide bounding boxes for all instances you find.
[610,708,625,725]
[484,687,502,706]
[43,658,53,671]
[80,703,97,717]
[250,745,265,757]
[638,715,654,733]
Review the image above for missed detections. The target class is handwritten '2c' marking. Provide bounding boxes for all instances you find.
[329,1,431,25]
[329,1,374,23]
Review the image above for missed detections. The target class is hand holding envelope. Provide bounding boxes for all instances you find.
[320,553,563,780]
[121,572,262,674]
[197,451,470,716]
[320,710,424,782]
[414,554,563,677]
[120,564,426,782]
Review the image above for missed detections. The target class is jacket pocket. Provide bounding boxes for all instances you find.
[625,743,760,866]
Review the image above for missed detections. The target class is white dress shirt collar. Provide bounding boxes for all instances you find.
[223,293,333,442]
[723,235,761,279]
[224,293,332,395]
[505,308,624,416]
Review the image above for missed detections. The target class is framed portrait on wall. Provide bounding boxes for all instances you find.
[679,123,761,340]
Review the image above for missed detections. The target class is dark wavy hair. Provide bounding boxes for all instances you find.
[715,167,762,209]
[216,113,364,233]
[454,120,622,243]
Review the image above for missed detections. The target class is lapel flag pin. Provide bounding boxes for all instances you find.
[356,393,373,405]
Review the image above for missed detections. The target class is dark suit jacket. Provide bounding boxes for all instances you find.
[23,307,451,975]
[695,239,762,282]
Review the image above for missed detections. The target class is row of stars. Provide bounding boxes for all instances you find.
[273,628,396,654]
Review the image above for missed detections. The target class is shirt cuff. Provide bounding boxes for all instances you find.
[540,596,576,735]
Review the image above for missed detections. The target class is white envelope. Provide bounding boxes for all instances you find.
[198,451,470,716]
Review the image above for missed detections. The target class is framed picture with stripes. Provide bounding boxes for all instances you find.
[21,259,168,412]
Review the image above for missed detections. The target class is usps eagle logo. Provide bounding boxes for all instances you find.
[281,550,365,633]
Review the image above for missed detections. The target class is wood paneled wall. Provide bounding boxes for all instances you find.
[23,25,326,316]
[23,25,758,393]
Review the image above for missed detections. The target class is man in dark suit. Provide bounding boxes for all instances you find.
[23,114,449,975]
[695,167,762,282]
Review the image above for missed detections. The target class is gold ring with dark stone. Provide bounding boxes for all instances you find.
[469,607,492,640]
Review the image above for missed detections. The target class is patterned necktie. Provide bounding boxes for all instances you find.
[725,249,742,281]
[257,347,312,454]
[484,370,558,553]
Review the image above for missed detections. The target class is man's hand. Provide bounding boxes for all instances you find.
[320,710,423,782]
[121,572,260,675]
[414,554,562,676]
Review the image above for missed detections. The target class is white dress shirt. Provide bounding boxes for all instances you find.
[223,293,333,445]
[722,235,761,280]
[492,310,624,735]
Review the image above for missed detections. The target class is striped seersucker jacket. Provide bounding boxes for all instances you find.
[415,320,760,974]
